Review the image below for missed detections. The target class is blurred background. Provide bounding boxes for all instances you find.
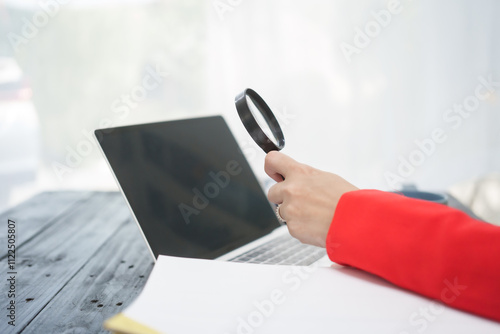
[0,0,499,219]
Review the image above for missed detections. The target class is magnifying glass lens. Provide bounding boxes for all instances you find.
[245,95,279,146]
[235,88,285,153]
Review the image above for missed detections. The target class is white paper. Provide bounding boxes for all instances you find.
[122,255,500,334]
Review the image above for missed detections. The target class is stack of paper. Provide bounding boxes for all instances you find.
[105,255,500,334]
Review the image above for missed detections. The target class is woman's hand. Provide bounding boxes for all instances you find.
[265,151,358,248]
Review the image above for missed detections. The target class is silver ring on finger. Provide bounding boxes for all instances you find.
[275,204,286,224]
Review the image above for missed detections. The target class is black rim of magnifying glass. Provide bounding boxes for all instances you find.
[235,88,285,153]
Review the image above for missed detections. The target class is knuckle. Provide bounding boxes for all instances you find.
[282,184,300,198]
[286,203,300,218]
[268,188,278,203]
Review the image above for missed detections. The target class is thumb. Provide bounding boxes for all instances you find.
[264,151,298,182]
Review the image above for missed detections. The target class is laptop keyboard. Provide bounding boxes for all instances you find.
[229,234,327,266]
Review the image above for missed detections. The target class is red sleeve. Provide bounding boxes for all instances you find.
[326,189,500,322]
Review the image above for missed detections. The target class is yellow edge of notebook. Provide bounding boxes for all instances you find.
[104,313,162,334]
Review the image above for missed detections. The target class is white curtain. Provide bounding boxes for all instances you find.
[205,0,500,191]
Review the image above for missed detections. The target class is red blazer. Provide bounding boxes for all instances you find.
[326,189,500,322]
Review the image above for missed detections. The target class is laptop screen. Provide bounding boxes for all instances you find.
[95,116,280,259]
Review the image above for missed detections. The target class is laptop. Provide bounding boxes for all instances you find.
[95,116,328,266]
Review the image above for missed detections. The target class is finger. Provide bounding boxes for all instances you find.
[264,151,298,182]
[268,181,286,204]
[277,202,289,222]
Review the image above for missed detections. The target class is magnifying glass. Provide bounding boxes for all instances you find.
[235,88,287,223]
[235,88,285,154]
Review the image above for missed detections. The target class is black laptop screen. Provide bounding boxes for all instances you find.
[95,116,280,259]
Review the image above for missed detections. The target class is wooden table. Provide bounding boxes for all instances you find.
[0,191,480,334]
[1,192,154,334]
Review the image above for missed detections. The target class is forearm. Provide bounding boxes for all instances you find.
[326,189,500,322]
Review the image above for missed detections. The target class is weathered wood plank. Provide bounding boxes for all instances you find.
[21,210,154,334]
[0,192,133,334]
[0,191,93,259]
